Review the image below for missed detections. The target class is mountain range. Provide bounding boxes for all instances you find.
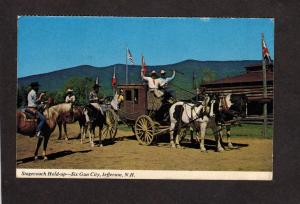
[18,59,260,98]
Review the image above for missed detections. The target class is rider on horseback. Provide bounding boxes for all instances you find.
[27,82,46,138]
[65,88,76,103]
[86,83,104,122]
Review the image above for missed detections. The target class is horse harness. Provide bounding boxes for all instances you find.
[175,99,209,131]
[217,95,242,126]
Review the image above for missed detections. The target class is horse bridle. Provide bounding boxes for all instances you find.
[185,95,213,122]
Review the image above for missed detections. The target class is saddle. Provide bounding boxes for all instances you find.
[23,108,38,120]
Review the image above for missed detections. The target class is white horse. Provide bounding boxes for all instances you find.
[169,95,216,151]
[192,93,247,152]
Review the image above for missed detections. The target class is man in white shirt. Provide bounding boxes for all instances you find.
[27,82,46,138]
[141,70,164,97]
[158,69,176,100]
[158,70,175,88]
[65,88,76,103]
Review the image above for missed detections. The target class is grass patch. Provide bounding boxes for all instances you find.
[206,124,273,139]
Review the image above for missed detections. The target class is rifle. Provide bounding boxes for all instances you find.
[174,69,184,75]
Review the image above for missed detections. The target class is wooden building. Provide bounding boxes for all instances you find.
[201,64,274,117]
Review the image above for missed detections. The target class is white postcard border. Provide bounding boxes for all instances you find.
[16,168,272,180]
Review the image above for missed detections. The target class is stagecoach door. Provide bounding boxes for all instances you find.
[118,85,147,121]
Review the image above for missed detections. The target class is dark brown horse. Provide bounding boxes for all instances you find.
[16,103,73,160]
[56,106,87,141]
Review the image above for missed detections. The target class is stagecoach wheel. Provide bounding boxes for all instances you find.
[135,115,156,145]
[102,108,118,141]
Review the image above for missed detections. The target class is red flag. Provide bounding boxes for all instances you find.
[262,39,272,64]
[141,55,147,75]
[112,67,116,87]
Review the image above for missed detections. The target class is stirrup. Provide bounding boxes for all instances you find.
[36,131,44,139]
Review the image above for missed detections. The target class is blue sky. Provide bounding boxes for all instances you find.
[18,17,274,77]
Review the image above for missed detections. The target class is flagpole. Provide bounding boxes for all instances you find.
[126,47,128,84]
[113,65,116,95]
[262,33,268,137]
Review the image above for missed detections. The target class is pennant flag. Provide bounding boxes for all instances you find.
[141,55,147,75]
[262,39,272,64]
[127,48,134,65]
[112,67,117,87]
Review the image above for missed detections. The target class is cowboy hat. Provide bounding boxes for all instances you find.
[151,70,157,75]
[30,82,40,87]
[66,88,73,93]
[160,70,166,74]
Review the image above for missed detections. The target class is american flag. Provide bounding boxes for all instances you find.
[127,48,134,65]
[141,55,147,75]
[262,39,272,64]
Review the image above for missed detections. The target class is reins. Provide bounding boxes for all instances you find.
[171,97,212,132]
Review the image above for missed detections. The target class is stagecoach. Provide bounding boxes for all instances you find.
[106,84,172,145]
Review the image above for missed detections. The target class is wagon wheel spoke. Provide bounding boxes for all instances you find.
[135,115,155,146]
[139,132,145,141]
[136,123,145,130]
[102,126,109,138]
[102,108,118,140]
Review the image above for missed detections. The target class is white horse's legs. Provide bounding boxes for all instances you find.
[80,126,84,144]
[169,122,176,148]
[88,125,94,147]
[175,132,182,148]
[212,126,224,152]
[98,126,103,147]
[199,122,207,152]
[226,129,235,149]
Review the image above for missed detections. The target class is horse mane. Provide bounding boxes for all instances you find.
[225,93,233,107]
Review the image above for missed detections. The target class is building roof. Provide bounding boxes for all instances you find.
[204,71,273,85]
[204,63,274,86]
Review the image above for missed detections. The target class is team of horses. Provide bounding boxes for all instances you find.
[16,92,247,160]
[169,93,247,152]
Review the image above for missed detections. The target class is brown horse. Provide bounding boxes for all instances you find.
[56,106,87,141]
[16,103,73,160]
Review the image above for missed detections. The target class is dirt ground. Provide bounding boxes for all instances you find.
[16,123,272,171]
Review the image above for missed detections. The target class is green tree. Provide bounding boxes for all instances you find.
[198,68,217,86]
[61,77,103,105]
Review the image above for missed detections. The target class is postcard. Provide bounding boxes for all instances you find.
[16,16,274,180]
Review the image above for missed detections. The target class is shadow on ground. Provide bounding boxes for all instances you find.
[120,134,249,151]
[16,149,92,164]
